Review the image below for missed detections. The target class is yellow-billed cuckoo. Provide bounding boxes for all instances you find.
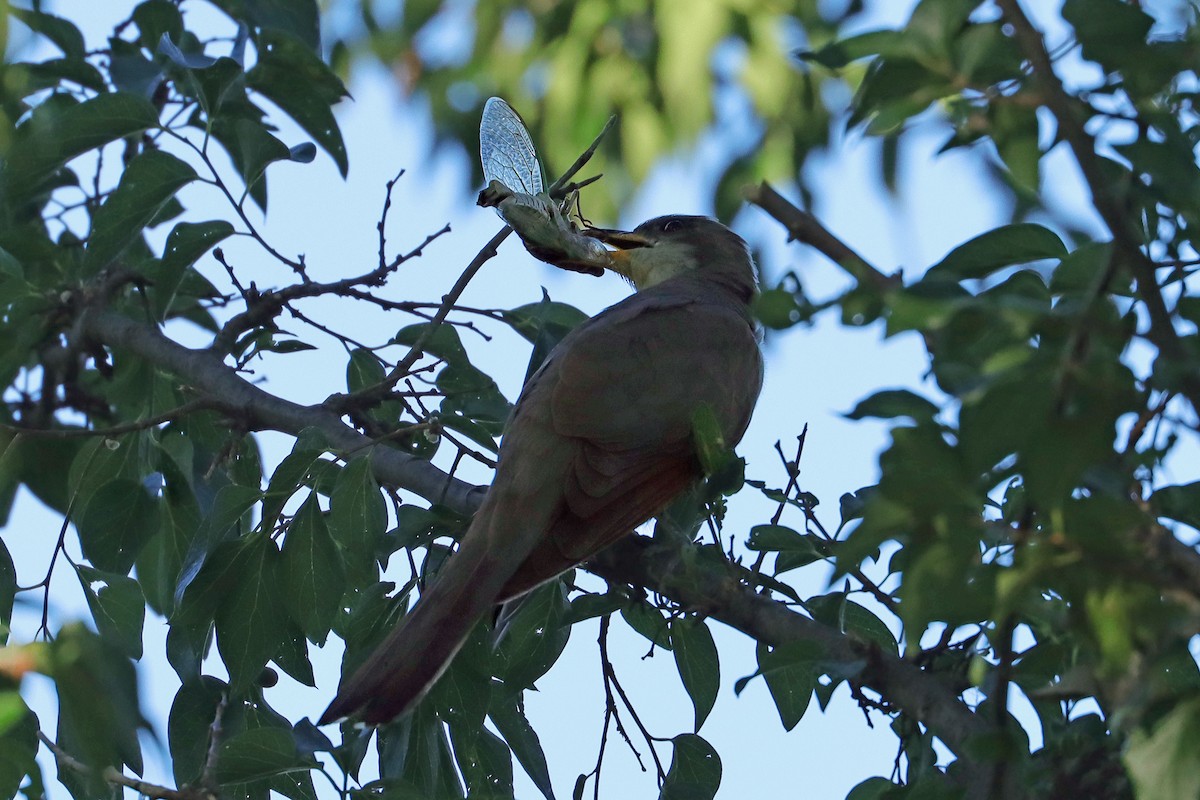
[320,215,763,725]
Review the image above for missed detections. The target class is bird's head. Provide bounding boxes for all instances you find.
[584,215,756,297]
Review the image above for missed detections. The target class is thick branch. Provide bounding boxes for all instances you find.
[587,538,988,757]
[78,308,481,511]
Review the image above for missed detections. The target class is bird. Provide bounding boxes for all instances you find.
[320,214,764,725]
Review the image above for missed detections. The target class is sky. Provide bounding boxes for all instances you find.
[5,1,1193,799]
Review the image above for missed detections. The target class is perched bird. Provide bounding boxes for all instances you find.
[320,215,764,725]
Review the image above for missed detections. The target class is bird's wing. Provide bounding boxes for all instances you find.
[497,288,761,599]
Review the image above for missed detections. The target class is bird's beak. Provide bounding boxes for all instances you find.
[583,228,653,281]
[583,228,654,250]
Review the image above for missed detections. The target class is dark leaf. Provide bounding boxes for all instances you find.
[84,149,198,274]
[218,727,312,784]
[77,477,162,574]
[2,92,160,207]
[757,641,821,731]
[247,30,349,175]
[214,535,285,691]
[157,33,218,69]
[281,494,345,644]
[659,734,721,800]
[671,618,720,731]
[845,389,940,422]
[927,223,1067,280]
[75,565,146,659]
[489,690,556,800]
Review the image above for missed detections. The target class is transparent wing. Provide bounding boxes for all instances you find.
[480,97,543,195]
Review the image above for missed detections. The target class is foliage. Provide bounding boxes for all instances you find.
[0,2,1198,800]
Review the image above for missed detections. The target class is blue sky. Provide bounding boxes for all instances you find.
[7,1,1195,798]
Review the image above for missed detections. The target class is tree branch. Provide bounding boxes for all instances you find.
[77,307,482,511]
[995,0,1200,413]
[39,732,208,800]
[744,181,901,292]
[586,536,990,764]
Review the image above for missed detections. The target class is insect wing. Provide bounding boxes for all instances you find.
[480,97,543,195]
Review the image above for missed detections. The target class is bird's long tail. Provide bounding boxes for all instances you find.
[318,487,551,725]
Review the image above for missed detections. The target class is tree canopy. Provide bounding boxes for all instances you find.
[1,1,1199,799]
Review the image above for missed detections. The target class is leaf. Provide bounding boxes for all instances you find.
[1153,482,1200,531]
[212,0,320,49]
[495,582,571,690]
[218,727,311,784]
[845,389,940,422]
[346,348,385,392]
[156,33,217,69]
[392,322,469,366]
[84,149,198,273]
[0,702,38,800]
[76,477,162,574]
[2,92,160,206]
[154,220,234,319]
[746,524,822,563]
[927,223,1067,280]
[0,538,14,643]
[214,535,285,691]
[10,8,86,59]
[281,494,345,645]
[1063,0,1153,71]
[168,677,225,785]
[1125,696,1200,800]
[489,690,555,800]
[247,30,349,175]
[757,641,821,731]
[659,734,721,800]
[328,455,386,580]
[806,593,897,652]
[620,600,672,651]
[671,618,719,731]
[75,565,146,659]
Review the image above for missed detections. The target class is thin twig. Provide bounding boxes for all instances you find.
[39,732,200,800]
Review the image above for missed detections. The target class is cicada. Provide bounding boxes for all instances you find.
[476,97,611,276]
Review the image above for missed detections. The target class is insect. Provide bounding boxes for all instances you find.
[477,98,610,275]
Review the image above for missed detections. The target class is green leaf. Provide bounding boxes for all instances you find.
[565,592,624,624]
[757,641,821,731]
[0,538,14,643]
[499,294,588,379]
[84,149,198,273]
[659,734,721,800]
[845,389,940,422]
[75,565,146,659]
[10,8,86,58]
[807,593,897,652]
[690,404,730,478]
[1125,696,1200,800]
[0,702,38,800]
[214,535,284,691]
[1063,0,1153,70]
[495,582,571,690]
[213,0,320,49]
[671,618,720,731]
[76,477,162,574]
[489,690,555,800]
[328,455,387,580]
[281,493,345,645]
[392,322,469,366]
[50,624,143,783]
[247,30,349,175]
[217,727,311,784]
[168,677,225,785]
[1154,482,1200,531]
[928,223,1067,280]
[2,92,160,206]
[746,524,823,565]
[346,348,385,392]
[620,600,672,651]
[153,220,235,320]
